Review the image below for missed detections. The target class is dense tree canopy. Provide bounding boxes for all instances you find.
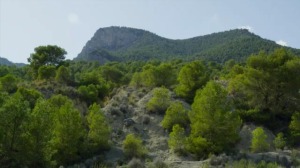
[161,101,189,131]
[229,48,300,129]
[188,81,241,156]
[0,45,300,166]
[28,45,67,70]
[175,61,209,102]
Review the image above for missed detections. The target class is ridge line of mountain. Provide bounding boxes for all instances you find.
[75,26,300,64]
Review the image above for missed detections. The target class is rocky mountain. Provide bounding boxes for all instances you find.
[0,57,14,66]
[75,26,300,64]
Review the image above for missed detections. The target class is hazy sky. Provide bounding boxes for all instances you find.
[0,0,300,63]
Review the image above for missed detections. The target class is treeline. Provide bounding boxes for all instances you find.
[0,45,299,167]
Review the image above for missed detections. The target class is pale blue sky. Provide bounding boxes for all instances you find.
[0,0,299,63]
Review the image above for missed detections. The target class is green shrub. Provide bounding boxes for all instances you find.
[87,103,110,151]
[225,159,278,168]
[38,65,56,80]
[123,134,147,159]
[0,74,18,93]
[273,132,286,150]
[161,101,189,130]
[289,112,300,144]
[55,65,71,84]
[251,127,270,153]
[146,87,171,114]
[78,84,98,104]
[168,124,186,154]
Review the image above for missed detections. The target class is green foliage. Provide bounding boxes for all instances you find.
[146,87,171,114]
[161,101,189,130]
[251,127,270,153]
[123,134,147,159]
[76,70,103,85]
[28,45,67,71]
[185,135,208,158]
[25,98,56,167]
[289,112,300,144]
[55,65,71,84]
[50,96,85,165]
[130,72,143,87]
[0,93,31,166]
[87,103,110,150]
[0,74,18,93]
[175,61,209,102]
[225,159,278,168]
[100,65,124,84]
[78,84,99,104]
[168,125,186,154]
[1,46,300,166]
[38,65,56,80]
[188,81,241,156]
[131,63,176,88]
[77,27,300,64]
[17,87,43,109]
[273,132,286,150]
[229,49,300,129]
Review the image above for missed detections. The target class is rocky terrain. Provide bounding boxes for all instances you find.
[69,86,300,168]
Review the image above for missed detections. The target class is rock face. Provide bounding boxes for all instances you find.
[75,26,300,64]
[75,26,161,64]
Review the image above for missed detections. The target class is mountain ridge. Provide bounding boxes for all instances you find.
[0,56,27,67]
[75,26,300,64]
[0,56,14,66]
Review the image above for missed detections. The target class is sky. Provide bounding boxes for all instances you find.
[0,0,300,63]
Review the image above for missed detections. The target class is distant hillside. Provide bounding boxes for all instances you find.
[0,56,26,67]
[0,57,14,66]
[75,26,300,64]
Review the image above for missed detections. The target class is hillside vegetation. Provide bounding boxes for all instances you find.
[0,44,300,167]
[76,26,300,64]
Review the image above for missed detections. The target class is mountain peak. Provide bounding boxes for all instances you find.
[75,27,299,64]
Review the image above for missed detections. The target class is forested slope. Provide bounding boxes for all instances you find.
[1,44,300,167]
[76,26,300,64]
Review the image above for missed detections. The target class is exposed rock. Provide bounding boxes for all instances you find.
[123,118,135,127]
